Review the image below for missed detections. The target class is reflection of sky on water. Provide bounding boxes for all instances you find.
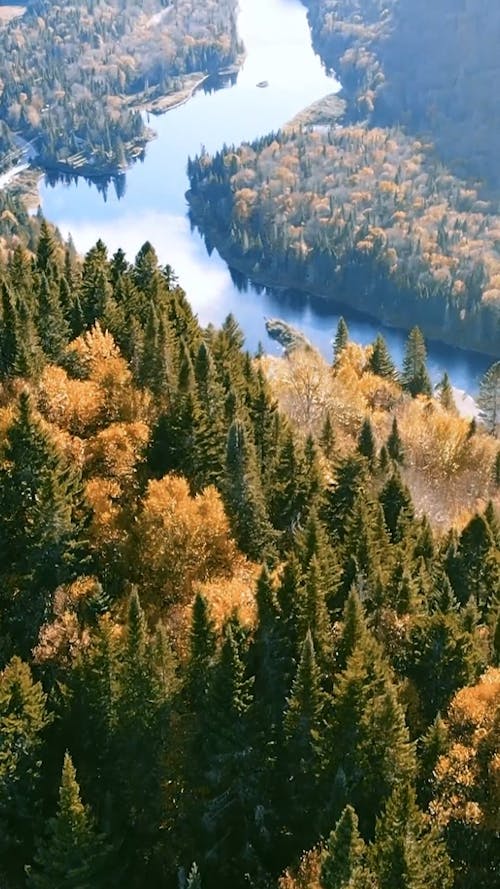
[40,0,492,393]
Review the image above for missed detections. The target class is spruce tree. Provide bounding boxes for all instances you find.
[283,631,325,848]
[224,418,274,560]
[0,392,88,660]
[401,327,432,397]
[0,658,50,886]
[371,784,453,889]
[379,471,414,542]
[368,334,398,381]
[386,418,405,465]
[333,317,349,363]
[321,806,369,889]
[37,271,70,362]
[27,753,110,889]
[478,361,500,436]
[357,418,376,466]
[320,411,336,461]
[336,587,368,672]
[437,372,456,412]
[327,635,415,835]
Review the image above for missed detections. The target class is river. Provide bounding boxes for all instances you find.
[39,0,492,394]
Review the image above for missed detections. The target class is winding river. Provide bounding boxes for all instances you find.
[39,0,492,393]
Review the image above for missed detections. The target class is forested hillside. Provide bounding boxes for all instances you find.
[0,0,240,175]
[303,0,500,190]
[187,125,500,354]
[0,225,498,888]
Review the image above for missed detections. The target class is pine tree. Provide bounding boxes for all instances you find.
[186,593,217,715]
[368,335,398,381]
[386,418,405,465]
[322,454,369,542]
[37,271,70,362]
[418,715,448,808]
[297,555,333,672]
[27,753,110,889]
[379,471,414,542]
[336,587,368,672]
[357,418,376,466]
[321,806,368,889]
[454,513,498,608]
[0,392,88,660]
[478,361,500,436]
[333,316,349,363]
[283,631,325,848]
[268,424,307,537]
[36,219,57,274]
[401,327,432,397]
[327,635,415,835]
[224,418,274,560]
[0,658,50,886]
[371,784,453,889]
[320,411,336,461]
[436,372,456,413]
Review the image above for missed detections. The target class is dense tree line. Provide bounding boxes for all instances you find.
[187,125,500,354]
[302,0,500,192]
[0,226,498,888]
[0,0,240,174]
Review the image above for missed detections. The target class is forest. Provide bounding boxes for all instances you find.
[302,0,500,191]
[0,219,498,888]
[187,124,500,355]
[0,0,241,174]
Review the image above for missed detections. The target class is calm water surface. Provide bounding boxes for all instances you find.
[39,0,492,392]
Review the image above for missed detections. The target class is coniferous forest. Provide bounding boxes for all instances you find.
[0,223,498,889]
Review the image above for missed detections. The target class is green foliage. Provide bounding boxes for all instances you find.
[27,753,111,889]
[402,328,432,398]
[368,335,398,382]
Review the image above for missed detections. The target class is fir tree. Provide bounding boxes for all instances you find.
[401,327,432,397]
[0,392,88,660]
[371,784,453,889]
[321,805,368,889]
[333,316,349,363]
[283,631,325,848]
[357,418,376,466]
[379,471,414,542]
[336,587,368,672]
[367,335,398,381]
[328,635,415,835]
[0,658,50,886]
[224,418,274,560]
[320,411,336,461]
[37,272,70,362]
[478,361,500,436]
[436,372,456,412]
[27,753,111,889]
[386,417,405,465]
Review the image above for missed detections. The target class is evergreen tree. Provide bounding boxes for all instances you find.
[320,411,336,461]
[224,418,274,560]
[37,272,70,362]
[186,593,217,715]
[322,454,369,542]
[401,327,432,397]
[333,317,349,363]
[0,658,50,886]
[379,471,414,542]
[0,392,88,660]
[357,418,376,466]
[282,631,325,849]
[35,219,56,274]
[436,372,456,412]
[321,805,369,889]
[386,418,405,465]
[327,635,415,835]
[478,361,500,435]
[367,335,398,381]
[453,513,498,608]
[336,587,368,672]
[371,784,453,889]
[27,753,111,889]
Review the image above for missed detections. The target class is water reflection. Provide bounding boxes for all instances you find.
[39,0,492,394]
